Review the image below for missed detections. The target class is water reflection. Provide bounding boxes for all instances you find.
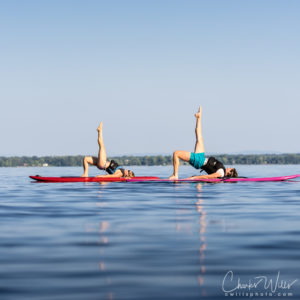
[86,183,114,300]
[174,183,208,296]
[90,181,209,299]
[98,219,113,300]
[195,183,207,297]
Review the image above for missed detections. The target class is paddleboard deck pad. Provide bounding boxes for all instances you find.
[30,174,300,183]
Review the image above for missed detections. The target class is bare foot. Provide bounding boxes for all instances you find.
[168,175,178,180]
[81,174,88,177]
[97,122,103,132]
[194,106,202,119]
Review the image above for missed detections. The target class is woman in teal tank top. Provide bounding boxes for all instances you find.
[168,106,237,180]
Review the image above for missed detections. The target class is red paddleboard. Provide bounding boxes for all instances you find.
[30,175,300,183]
[29,175,160,183]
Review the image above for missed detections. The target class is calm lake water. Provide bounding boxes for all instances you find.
[0,165,300,300]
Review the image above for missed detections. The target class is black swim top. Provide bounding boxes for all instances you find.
[105,160,119,174]
[105,160,125,176]
[200,157,226,177]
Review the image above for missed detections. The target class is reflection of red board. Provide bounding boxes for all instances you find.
[29,175,160,183]
[30,175,300,183]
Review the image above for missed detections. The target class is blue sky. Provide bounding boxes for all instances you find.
[1,0,299,156]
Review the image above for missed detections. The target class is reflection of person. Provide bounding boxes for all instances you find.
[81,122,135,178]
[168,107,238,180]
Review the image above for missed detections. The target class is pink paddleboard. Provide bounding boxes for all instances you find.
[128,174,300,183]
[30,175,300,183]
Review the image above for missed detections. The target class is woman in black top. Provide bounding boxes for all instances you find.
[81,122,135,178]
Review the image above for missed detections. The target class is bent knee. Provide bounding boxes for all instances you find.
[83,156,89,163]
[175,151,191,161]
[174,150,186,156]
[173,150,181,157]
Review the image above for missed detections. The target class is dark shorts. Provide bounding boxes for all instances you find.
[189,152,206,169]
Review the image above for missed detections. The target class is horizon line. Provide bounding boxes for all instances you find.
[1,152,300,158]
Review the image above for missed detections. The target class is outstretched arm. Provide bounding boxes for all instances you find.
[96,174,117,178]
[185,172,222,180]
[96,169,123,178]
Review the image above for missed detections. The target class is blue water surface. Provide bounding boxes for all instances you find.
[0,165,300,300]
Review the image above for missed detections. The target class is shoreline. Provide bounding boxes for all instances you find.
[0,154,300,167]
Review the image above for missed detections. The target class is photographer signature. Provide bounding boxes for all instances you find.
[222,270,298,293]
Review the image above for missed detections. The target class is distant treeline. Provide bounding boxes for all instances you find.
[0,154,300,167]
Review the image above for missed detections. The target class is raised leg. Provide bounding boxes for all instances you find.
[194,106,205,153]
[96,122,109,169]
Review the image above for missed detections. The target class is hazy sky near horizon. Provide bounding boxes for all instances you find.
[1,0,299,156]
